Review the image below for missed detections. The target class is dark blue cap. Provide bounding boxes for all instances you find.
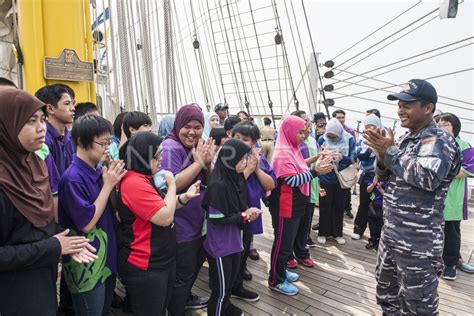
[387,79,437,105]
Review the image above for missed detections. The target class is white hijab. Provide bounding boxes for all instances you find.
[322,118,353,156]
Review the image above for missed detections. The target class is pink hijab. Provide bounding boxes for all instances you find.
[271,116,309,196]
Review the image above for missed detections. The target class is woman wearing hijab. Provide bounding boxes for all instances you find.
[117,132,200,315]
[160,104,215,314]
[0,87,94,315]
[203,139,261,316]
[317,118,355,245]
[157,114,176,138]
[203,112,220,140]
[268,116,332,296]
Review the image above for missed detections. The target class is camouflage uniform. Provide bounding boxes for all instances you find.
[375,121,461,315]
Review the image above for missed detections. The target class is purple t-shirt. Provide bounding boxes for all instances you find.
[45,122,75,176]
[245,154,276,234]
[204,207,243,258]
[161,138,206,243]
[44,154,60,194]
[299,141,310,159]
[368,180,386,207]
[58,156,117,292]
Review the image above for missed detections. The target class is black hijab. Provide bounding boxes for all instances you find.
[202,139,251,216]
[123,132,163,175]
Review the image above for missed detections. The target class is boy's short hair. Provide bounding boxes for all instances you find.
[113,112,129,139]
[74,102,99,121]
[332,109,346,117]
[263,117,272,126]
[224,115,241,132]
[122,111,152,138]
[291,110,306,119]
[72,115,113,149]
[232,121,261,141]
[35,84,72,107]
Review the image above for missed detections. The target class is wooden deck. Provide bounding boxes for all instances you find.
[112,194,474,315]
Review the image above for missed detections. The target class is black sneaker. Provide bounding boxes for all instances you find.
[185,293,209,309]
[365,241,378,251]
[306,237,316,248]
[225,303,244,316]
[311,223,319,231]
[231,287,260,302]
[345,210,354,219]
[242,267,252,281]
[443,266,457,280]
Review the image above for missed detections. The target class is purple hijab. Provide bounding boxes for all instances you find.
[167,104,204,149]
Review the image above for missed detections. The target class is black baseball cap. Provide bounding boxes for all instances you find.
[214,103,229,112]
[387,79,437,105]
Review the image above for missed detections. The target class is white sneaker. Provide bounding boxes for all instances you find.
[335,237,346,245]
[317,236,326,244]
[351,233,361,240]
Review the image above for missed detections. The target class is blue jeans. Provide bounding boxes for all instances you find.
[71,283,105,316]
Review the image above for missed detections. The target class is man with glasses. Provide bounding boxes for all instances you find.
[313,112,327,141]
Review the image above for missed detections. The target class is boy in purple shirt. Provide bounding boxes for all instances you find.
[203,139,261,316]
[59,115,126,316]
[35,84,76,176]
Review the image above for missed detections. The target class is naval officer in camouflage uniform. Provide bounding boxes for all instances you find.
[363,79,461,315]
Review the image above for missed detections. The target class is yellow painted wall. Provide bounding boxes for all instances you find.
[17,0,95,102]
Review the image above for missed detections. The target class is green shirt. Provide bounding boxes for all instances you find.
[443,138,472,221]
[305,136,319,205]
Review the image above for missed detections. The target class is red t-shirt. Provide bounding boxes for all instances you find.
[117,171,176,271]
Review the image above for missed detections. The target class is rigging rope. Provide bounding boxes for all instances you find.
[249,0,277,128]
[272,0,298,110]
[301,0,330,117]
[226,0,250,114]
[328,68,474,111]
[230,1,266,116]
[140,0,157,125]
[333,37,473,88]
[189,0,209,108]
[217,0,243,109]
[331,1,422,61]
[282,0,310,109]
[335,7,439,71]
[288,0,318,110]
[206,0,228,106]
[198,0,222,103]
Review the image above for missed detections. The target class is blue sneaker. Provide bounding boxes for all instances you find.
[269,280,299,296]
[286,270,299,283]
[457,262,474,274]
[442,266,456,280]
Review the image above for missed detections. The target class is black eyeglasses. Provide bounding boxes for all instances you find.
[93,139,113,148]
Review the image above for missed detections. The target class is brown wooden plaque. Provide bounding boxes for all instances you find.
[44,49,94,82]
